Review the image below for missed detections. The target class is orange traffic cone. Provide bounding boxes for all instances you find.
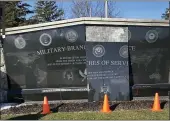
[100,94,112,113]
[151,93,162,112]
[41,96,51,114]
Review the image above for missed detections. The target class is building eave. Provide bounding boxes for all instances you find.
[1,17,169,35]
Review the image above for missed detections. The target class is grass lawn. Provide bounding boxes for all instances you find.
[1,108,169,120]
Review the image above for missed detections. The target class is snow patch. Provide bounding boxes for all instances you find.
[0,103,33,111]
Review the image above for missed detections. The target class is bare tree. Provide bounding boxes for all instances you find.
[71,0,91,18]
[107,1,120,18]
[71,0,120,18]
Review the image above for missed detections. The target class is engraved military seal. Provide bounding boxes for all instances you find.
[145,30,158,43]
[93,45,105,57]
[14,36,26,49]
[39,33,52,46]
[119,45,128,58]
[65,29,78,43]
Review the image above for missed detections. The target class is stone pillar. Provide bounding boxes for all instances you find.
[0,41,8,103]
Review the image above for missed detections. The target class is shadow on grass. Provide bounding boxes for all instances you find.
[160,101,167,109]
[7,103,64,120]
[50,103,64,113]
[110,103,120,111]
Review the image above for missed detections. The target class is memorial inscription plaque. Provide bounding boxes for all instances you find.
[4,25,87,101]
[128,26,170,96]
[86,42,130,102]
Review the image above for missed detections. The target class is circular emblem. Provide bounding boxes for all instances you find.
[14,36,26,49]
[65,29,78,43]
[93,45,105,57]
[39,33,52,46]
[145,30,158,43]
[128,30,131,40]
[63,70,74,81]
[119,45,128,58]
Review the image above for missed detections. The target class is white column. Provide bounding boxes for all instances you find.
[105,0,108,18]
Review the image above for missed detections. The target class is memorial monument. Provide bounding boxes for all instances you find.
[0,18,169,102]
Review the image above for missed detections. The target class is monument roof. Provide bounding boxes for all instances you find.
[1,17,169,35]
